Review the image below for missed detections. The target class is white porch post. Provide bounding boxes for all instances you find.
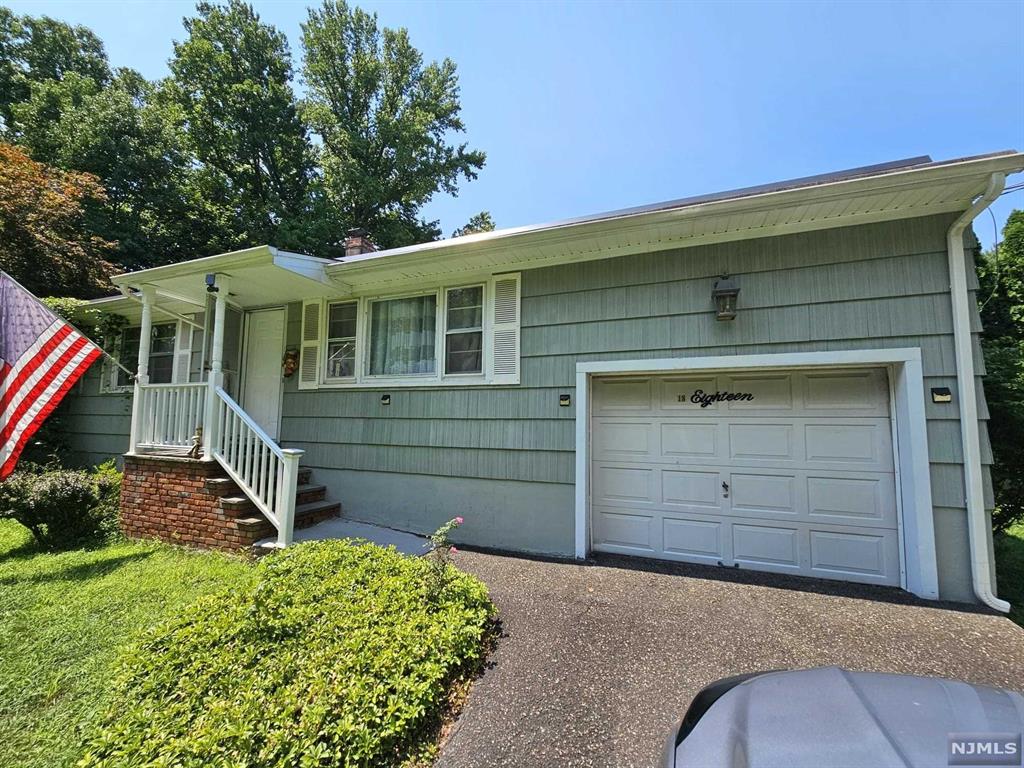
[128,285,155,454]
[201,275,230,461]
[277,449,303,547]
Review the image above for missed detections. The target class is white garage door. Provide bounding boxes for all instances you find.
[590,368,902,586]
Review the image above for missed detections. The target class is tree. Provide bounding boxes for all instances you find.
[451,211,495,238]
[167,0,314,252]
[0,9,110,132]
[10,68,214,271]
[977,210,1024,532]
[0,142,115,298]
[301,0,485,252]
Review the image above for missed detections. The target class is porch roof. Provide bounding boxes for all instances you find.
[105,246,337,315]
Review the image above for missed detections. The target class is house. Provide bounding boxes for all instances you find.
[60,151,1024,610]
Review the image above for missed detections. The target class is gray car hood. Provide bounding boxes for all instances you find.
[674,667,1024,768]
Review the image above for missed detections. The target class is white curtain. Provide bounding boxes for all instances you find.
[369,295,437,375]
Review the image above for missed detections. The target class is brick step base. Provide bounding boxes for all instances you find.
[121,454,341,552]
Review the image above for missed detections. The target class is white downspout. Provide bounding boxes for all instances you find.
[946,172,1008,613]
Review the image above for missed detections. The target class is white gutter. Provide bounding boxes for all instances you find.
[946,172,1008,613]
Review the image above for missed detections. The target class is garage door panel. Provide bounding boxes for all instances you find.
[663,517,723,560]
[593,508,655,553]
[593,378,652,412]
[662,469,722,511]
[809,528,899,583]
[659,376,720,410]
[805,422,889,466]
[593,465,655,505]
[721,373,794,410]
[802,370,888,414]
[728,423,795,460]
[730,472,797,516]
[593,420,654,459]
[661,422,720,458]
[807,475,896,527]
[732,523,801,569]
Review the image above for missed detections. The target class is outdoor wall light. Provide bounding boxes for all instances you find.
[559,394,572,407]
[931,387,953,404]
[380,394,391,406]
[712,276,740,321]
[205,273,219,293]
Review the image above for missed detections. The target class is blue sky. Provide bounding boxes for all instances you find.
[6,0,1024,249]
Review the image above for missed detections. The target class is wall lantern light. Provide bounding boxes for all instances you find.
[712,276,740,321]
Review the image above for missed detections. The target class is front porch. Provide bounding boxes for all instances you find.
[111,246,342,549]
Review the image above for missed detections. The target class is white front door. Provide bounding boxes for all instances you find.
[240,308,286,441]
[590,368,902,587]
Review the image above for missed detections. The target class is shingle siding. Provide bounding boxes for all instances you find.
[57,211,992,600]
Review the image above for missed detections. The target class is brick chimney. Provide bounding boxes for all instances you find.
[343,228,376,257]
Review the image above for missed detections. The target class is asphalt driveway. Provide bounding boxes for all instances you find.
[438,550,1024,768]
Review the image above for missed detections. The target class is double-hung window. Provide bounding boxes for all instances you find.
[116,322,175,387]
[444,286,483,375]
[325,301,357,379]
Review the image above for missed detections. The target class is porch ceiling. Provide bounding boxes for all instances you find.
[110,246,337,310]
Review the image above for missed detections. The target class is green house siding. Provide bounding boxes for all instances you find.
[61,365,132,468]
[58,211,991,600]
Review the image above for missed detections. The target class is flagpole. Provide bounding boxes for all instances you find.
[0,270,137,381]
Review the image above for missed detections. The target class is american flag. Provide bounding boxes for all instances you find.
[1,272,103,479]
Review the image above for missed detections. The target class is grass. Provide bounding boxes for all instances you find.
[0,521,255,768]
[994,522,1024,628]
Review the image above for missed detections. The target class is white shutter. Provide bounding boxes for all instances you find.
[298,299,323,390]
[172,319,192,383]
[489,273,521,385]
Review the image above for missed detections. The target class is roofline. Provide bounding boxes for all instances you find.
[330,150,1024,272]
[110,245,333,288]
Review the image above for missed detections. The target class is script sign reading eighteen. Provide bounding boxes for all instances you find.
[682,389,756,408]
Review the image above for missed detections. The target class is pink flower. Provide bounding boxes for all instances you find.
[449,546,458,554]
[454,516,464,525]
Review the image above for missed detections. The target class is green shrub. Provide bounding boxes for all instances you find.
[0,463,122,549]
[90,460,123,542]
[79,539,495,767]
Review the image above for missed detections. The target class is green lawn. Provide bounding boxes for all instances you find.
[995,522,1024,628]
[0,521,255,768]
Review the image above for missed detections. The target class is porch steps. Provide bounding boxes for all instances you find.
[204,466,341,544]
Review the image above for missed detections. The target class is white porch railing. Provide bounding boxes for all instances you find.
[136,382,207,448]
[210,386,302,547]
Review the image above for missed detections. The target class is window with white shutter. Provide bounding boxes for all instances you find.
[489,273,520,385]
[298,299,323,390]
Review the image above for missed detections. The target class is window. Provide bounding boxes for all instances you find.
[325,301,357,379]
[445,286,483,374]
[368,294,437,376]
[117,323,175,387]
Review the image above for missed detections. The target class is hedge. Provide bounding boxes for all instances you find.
[79,539,495,767]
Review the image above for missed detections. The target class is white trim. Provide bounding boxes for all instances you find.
[573,348,939,600]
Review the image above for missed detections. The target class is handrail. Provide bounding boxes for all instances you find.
[138,381,207,390]
[210,386,302,547]
[213,387,285,460]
